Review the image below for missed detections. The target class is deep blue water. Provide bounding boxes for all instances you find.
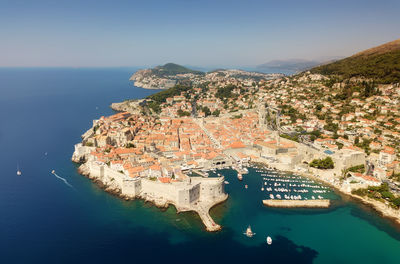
[1,68,400,264]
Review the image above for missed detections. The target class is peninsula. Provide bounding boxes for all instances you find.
[73,39,400,230]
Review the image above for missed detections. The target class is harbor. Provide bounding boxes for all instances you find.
[3,68,400,264]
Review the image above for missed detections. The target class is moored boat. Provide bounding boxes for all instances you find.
[237,173,243,181]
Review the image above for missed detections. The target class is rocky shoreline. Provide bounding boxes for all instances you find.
[76,162,226,232]
[110,100,144,114]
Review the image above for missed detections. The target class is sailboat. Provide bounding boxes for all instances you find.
[266,236,272,245]
[244,225,255,237]
[16,164,22,176]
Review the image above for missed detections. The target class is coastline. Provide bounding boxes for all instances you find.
[251,161,400,226]
[76,162,227,232]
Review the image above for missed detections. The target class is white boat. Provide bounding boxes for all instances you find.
[51,170,55,174]
[244,225,255,237]
[266,236,272,245]
[245,184,248,189]
[276,194,281,199]
[16,164,22,176]
[269,194,274,199]
[224,181,229,184]
[237,173,243,181]
[261,187,264,191]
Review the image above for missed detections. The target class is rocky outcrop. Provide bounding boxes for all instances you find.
[110,100,143,114]
[71,144,94,163]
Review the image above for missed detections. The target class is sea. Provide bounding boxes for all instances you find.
[0,68,399,264]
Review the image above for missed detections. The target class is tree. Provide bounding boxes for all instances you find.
[310,157,334,169]
[177,109,190,117]
[212,109,220,117]
[202,106,211,117]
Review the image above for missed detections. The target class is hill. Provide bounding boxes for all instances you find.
[152,63,204,76]
[311,39,400,83]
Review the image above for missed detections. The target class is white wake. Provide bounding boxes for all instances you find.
[51,172,75,189]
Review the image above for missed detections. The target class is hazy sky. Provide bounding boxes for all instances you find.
[1,0,399,67]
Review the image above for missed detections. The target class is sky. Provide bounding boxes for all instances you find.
[0,0,399,68]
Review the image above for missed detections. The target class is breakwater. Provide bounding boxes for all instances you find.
[263,199,330,208]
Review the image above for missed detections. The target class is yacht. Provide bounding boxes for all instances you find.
[224,181,230,185]
[266,236,272,245]
[245,184,248,189]
[244,225,255,237]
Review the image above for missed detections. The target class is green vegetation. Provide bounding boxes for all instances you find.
[93,125,99,133]
[215,84,236,100]
[352,183,400,208]
[280,133,299,142]
[152,63,204,77]
[212,109,220,117]
[146,84,192,113]
[201,106,211,117]
[309,157,334,169]
[126,143,135,148]
[311,41,400,84]
[177,109,191,117]
[84,142,94,147]
[232,113,243,119]
[347,164,365,173]
[355,138,372,154]
[390,172,400,182]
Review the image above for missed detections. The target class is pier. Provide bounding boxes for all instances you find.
[262,199,330,208]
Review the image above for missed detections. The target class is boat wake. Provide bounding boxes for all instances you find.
[51,171,75,190]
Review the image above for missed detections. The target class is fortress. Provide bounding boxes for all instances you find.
[73,146,227,231]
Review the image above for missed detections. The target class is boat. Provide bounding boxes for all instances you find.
[244,225,255,237]
[224,181,230,184]
[269,194,274,199]
[237,173,243,181]
[245,184,248,189]
[261,187,264,191]
[266,236,272,245]
[16,164,22,176]
[51,170,55,174]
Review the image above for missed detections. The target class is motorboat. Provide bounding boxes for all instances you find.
[244,225,255,237]
[266,236,272,245]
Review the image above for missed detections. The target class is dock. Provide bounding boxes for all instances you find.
[262,199,330,208]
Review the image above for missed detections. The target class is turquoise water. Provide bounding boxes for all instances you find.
[0,68,399,263]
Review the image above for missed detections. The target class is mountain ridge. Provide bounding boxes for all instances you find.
[311,38,400,83]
